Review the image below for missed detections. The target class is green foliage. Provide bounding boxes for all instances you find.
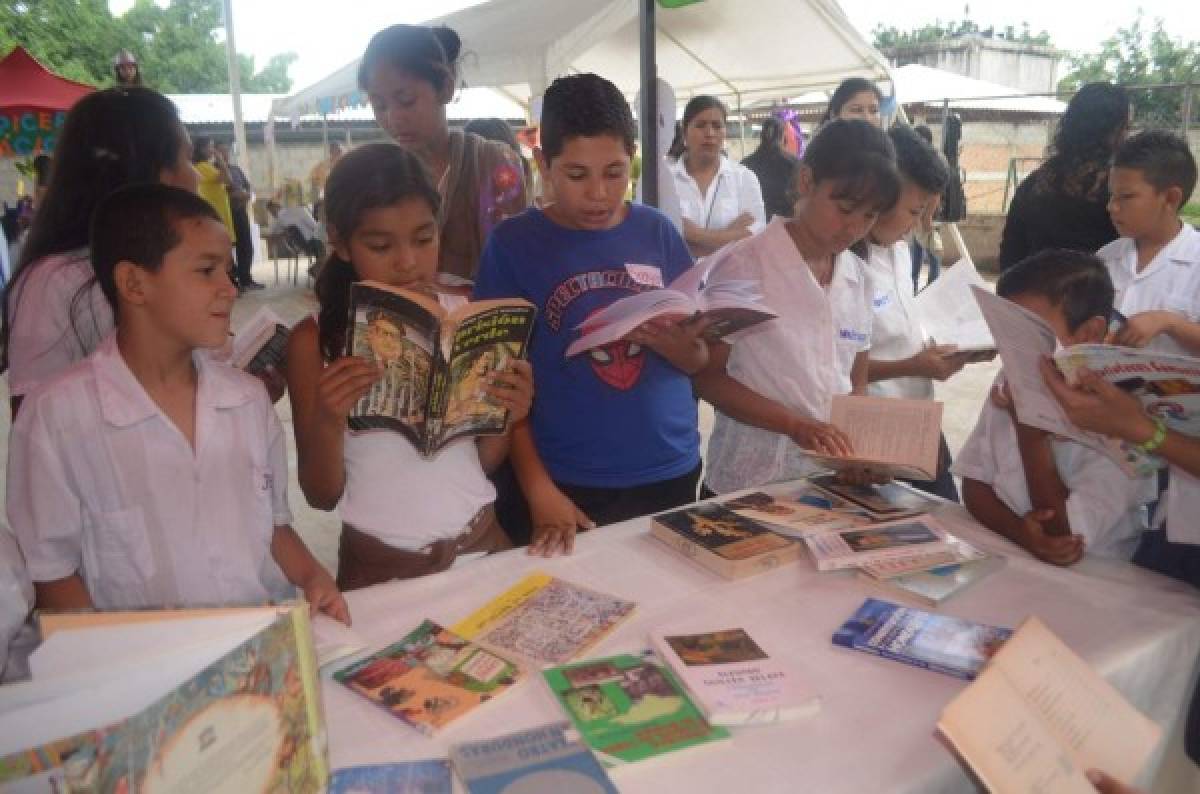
[873,16,1052,51]
[0,0,295,93]
[1058,12,1199,124]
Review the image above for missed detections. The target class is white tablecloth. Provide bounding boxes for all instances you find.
[322,499,1200,793]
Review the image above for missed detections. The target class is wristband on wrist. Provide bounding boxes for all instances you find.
[1136,417,1168,454]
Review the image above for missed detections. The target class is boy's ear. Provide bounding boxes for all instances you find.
[1165,185,1185,212]
[793,164,814,199]
[113,260,150,307]
[1073,315,1108,345]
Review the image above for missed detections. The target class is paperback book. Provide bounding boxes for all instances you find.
[802,395,944,481]
[651,627,820,726]
[346,280,535,457]
[857,556,1006,607]
[333,619,520,736]
[450,572,636,670]
[857,532,995,579]
[329,760,452,794]
[650,502,802,579]
[542,651,729,766]
[802,515,952,572]
[911,255,996,354]
[450,722,617,794]
[832,598,1012,680]
[230,306,290,377]
[722,486,871,538]
[810,475,941,519]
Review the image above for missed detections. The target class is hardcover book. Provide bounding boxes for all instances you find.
[346,281,535,457]
[450,573,636,670]
[802,515,952,572]
[333,619,520,736]
[450,722,617,794]
[832,598,1012,680]
[542,651,729,766]
[650,502,802,579]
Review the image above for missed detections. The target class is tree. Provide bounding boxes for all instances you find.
[873,15,1052,51]
[1059,12,1200,125]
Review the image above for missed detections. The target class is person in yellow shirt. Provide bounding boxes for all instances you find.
[191,136,237,248]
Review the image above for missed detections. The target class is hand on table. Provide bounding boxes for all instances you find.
[1016,508,1084,566]
[528,483,595,558]
[300,566,351,625]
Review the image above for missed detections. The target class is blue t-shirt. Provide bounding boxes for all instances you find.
[473,204,700,488]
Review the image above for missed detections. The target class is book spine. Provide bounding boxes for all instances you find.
[846,639,974,681]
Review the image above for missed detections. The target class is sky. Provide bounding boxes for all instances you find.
[108,0,1200,94]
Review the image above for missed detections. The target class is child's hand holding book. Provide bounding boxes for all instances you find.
[625,314,715,374]
[787,415,854,457]
[316,356,382,425]
[483,359,534,426]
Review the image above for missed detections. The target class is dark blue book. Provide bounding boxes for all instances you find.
[450,722,617,794]
[832,598,1012,680]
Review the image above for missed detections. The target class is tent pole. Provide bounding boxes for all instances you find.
[221,0,250,176]
[639,0,658,207]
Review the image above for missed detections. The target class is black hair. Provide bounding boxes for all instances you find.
[1113,129,1198,208]
[539,73,636,163]
[800,118,900,212]
[667,95,728,159]
[1,86,187,372]
[89,183,221,315]
[913,125,934,145]
[758,117,785,150]
[996,249,1114,332]
[821,78,882,124]
[463,118,519,153]
[358,24,461,97]
[191,135,212,164]
[888,124,949,195]
[314,142,441,360]
[1046,82,1130,181]
[32,155,51,187]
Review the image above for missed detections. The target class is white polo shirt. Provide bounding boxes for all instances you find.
[7,334,293,610]
[952,394,1154,560]
[705,217,873,494]
[863,241,934,400]
[670,155,766,238]
[5,249,113,397]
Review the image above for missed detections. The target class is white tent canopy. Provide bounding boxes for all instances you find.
[890,63,1066,114]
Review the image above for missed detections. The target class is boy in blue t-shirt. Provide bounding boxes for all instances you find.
[474,73,709,556]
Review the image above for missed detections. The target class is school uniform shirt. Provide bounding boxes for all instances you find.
[952,395,1154,560]
[705,217,873,494]
[670,155,766,238]
[863,241,934,400]
[7,334,292,610]
[5,249,113,397]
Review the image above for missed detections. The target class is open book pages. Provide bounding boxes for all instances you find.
[938,616,1161,793]
[912,256,995,352]
[804,395,943,481]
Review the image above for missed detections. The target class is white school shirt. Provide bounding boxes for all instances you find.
[952,395,1154,560]
[705,218,873,494]
[337,294,496,551]
[7,334,292,610]
[863,241,934,400]
[670,155,766,239]
[0,525,32,680]
[6,249,113,397]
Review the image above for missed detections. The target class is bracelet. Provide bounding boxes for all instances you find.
[1136,417,1168,454]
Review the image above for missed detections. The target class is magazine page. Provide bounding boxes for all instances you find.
[912,257,995,352]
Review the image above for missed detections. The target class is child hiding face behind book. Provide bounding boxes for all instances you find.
[286,143,533,588]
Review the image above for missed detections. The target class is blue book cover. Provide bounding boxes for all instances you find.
[832,598,1012,680]
[450,722,617,794]
[329,760,451,794]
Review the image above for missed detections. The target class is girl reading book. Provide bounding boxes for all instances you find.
[285,144,533,589]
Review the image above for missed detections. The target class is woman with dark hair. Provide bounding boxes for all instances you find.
[669,95,765,257]
[741,117,801,221]
[821,77,883,126]
[999,82,1131,269]
[1,86,198,415]
[463,116,534,202]
[359,24,528,282]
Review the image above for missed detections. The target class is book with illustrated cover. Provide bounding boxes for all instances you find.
[450,722,617,794]
[230,306,290,377]
[564,254,776,357]
[856,532,994,579]
[333,620,520,736]
[651,627,820,726]
[802,395,944,481]
[857,556,1007,607]
[722,486,871,538]
[803,515,952,572]
[542,651,729,766]
[811,475,941,519]
[450,573,636,670]
[0,604,327,793]
[346,281,535,457]
[832,598,1012,680]
[939,617,1161,793]
[650,502,802,579]
[329,760,452,794]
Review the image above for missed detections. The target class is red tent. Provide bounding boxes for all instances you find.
[0,46,95,157]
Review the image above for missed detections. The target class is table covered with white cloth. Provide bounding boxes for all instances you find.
[322,496,1200,793]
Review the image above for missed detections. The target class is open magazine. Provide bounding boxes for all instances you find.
[912,256,995,354]
[564,252,776,357]
[346,281,535,457]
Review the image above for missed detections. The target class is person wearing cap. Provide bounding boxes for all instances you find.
[113,50,141,87]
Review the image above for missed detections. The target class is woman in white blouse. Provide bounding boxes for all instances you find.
[669,95,765,258]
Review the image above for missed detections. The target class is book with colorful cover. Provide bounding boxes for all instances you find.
[802,515,952,572]
[450,573,636,670]
[450,722,617,794]
[811,475,942,518]
[651,627,821,726]
[329,760,452,794]
[857,556,1007,607]
[832,598,1013,680]
[542,651,730,766]
[333,620,520,736]
[722,487,871,538]
[0,604,327,793]
[650,502,802,579]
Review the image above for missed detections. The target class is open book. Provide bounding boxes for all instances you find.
[230,306,290,377]
[938,616,1161,793]
[912,256,996,354]
[803,395,944,481]
[346,281,535,457]
[564,255,776,357]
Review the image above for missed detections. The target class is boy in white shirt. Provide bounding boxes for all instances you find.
[7,184,348,622]
[955,250,1153,564]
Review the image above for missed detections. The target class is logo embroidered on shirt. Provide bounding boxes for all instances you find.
[872,293,892,309]
[839,328,868,343]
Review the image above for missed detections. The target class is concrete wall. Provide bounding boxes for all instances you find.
[888,37,1063,95]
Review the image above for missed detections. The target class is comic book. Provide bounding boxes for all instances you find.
[451,573,636,670]
[346,281,535,457]
[333,620,521,736]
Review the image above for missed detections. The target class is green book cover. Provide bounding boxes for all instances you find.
[541,651,729,766]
